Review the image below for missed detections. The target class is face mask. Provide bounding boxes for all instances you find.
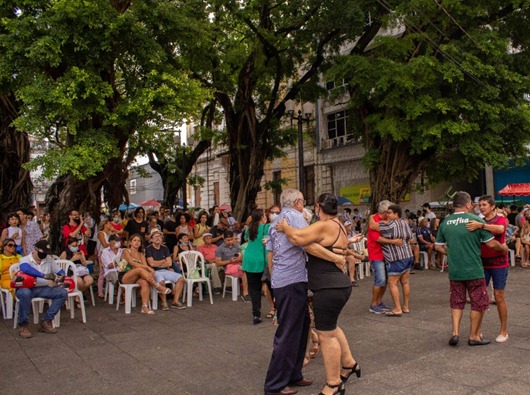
[69,246,79,253]
[269,213,279,222]
[113,217,120,223]
[114,241,121,248]
[37,251,47,260]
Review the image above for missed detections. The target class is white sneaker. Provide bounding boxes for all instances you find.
[495,334,509,343]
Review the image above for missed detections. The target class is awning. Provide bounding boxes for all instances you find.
[498,183,530,197]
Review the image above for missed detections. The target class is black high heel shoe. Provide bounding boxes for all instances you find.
[319,382,345,395]
[340,362,361,382]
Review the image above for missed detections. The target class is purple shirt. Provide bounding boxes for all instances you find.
[266,207,308,289]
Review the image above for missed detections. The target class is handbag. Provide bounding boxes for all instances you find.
[118,259,132,273]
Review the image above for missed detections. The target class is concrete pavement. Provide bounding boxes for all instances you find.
[2,266,530,394]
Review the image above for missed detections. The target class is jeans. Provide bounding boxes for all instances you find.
[16,286,68,326]
[371,260,387,286]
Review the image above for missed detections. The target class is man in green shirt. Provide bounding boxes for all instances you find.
[435,191,509,347]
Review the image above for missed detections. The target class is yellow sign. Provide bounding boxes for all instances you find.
[340,185,371,205]
[339,185,410,204]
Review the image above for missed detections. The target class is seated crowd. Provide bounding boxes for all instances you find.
[1,201,529,339]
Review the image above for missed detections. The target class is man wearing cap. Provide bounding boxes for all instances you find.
[197,233,222,294]
[145,228,186,310]
[100,234,123,287]
[16,240,68,338]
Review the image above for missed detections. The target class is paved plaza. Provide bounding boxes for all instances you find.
[2,266,530,395]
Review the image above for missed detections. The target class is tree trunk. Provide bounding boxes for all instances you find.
[367,137,433,213]
[0,93,32,221]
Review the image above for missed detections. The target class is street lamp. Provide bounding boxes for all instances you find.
[285,100,314,198]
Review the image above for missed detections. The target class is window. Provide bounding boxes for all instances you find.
[130,179,137,195]
[327,111,348,140]
[213,182,220,206]
[304,166,315,206]
[325,79,347,91]
[273,171,282,206]
[194,187,201,208]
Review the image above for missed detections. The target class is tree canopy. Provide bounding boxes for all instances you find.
[329,0,530,207]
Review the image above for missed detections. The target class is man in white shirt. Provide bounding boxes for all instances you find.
[100,234,122,286]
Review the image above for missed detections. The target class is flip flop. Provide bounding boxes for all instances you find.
[384,311,402,317]
[266,309,276,319]
[402,310,410,314]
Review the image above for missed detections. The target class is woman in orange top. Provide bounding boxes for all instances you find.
[0,238,22,296]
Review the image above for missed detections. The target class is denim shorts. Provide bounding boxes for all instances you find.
[484,267,509,290]
[370,260,387,287]
[386,257,413,276]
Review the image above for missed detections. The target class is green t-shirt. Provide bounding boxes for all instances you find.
[435,212,493,281]
[242,224,270,273]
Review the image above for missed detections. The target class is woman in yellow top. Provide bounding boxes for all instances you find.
[192,211,210,247]
[0,238,22,296]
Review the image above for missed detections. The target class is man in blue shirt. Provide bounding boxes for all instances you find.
[264,189,346,395]
[16,240,68,338]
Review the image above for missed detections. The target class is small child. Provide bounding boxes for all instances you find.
[1,213,24,255]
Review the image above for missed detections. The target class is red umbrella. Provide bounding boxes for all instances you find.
[219,203,232,212]
[498,183,530,197]
[139,199,161,207]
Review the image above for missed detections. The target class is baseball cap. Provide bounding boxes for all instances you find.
[202,232,213,238]
[34,239,53,254]
[150,228,162,236]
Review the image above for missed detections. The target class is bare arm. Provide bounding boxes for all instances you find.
[377,236,404,246]
[484,239,509,254]
[276,219,324,246]
[304,243,346,271]
[97,231,110,248]
[466,220,504,235]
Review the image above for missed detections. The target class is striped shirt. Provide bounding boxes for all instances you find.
[379,219,413,262]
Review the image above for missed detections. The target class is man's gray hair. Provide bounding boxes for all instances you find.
[281,189,303,209]
[378,200,393,213]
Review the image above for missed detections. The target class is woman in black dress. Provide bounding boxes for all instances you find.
[277,193,360,395]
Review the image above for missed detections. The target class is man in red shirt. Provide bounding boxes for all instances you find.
[62,209,91,255]
[367,200,393,314]
[197,233,222,294]
[466,195,509,343]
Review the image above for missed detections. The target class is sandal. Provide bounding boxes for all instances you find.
[141,304,155,315]
[341,362,361,382]
[266,309,276,319]
[156,284,171,295]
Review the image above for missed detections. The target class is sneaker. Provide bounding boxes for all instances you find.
[351,281,360,287]
[213,288,221,295]
[379,303,392,311]
[413,264,425,271]
[39,320,57,334]
[240,295,249,302]
[369,305,385,314]
[19,325,32,339]
[253,316,262,325]
[171,302,186,310]
[161,303,169,311]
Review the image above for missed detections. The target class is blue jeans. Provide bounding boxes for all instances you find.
[16,286,68,326]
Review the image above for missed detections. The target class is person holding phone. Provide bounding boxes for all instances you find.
[215,230,249,301]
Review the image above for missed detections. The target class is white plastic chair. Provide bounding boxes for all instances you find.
[222,275,240,301]
[180,251,213,307]
[150,280,173,310]
[9,263,60,329]
[116,283,141,314]
[419,251,429,269]
[105,279,115,305]
[509,250,515,267]
[56,259,87,323]
[0,288,13,319]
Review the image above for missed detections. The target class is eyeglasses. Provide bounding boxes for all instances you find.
[5,243,15,247]
[270,211,280,214]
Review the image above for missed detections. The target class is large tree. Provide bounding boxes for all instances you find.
[1,0,206,247]
[329,0,530,209]
[180,0,369,220]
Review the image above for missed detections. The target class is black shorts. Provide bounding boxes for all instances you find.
[311,286,352,331]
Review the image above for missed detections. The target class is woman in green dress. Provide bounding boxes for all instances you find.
[242,209,269,325]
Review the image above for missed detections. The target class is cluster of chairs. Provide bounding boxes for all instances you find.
[0,251,246,327]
